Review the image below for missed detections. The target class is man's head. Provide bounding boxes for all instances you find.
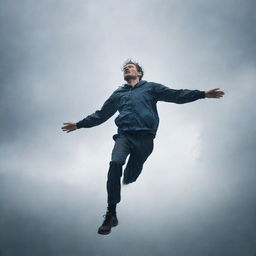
[122,59,144,82]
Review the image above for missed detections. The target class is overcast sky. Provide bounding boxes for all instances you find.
[0,0,256,255]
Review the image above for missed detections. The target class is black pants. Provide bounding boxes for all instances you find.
[107,131,155,204]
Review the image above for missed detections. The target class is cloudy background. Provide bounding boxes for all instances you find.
[0,0,255,255]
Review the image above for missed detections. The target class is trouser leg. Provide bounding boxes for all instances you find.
[107,134,131,204]
[107,161,123,204]
[123,135,154,184]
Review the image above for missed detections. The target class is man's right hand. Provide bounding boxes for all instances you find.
[61,122,77,133]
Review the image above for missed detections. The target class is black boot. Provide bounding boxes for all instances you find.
[97,211,118,235]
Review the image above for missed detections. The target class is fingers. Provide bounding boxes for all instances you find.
[217,91,225,95]
[61,125,69,130]
[63,122,73,125]
[62,122,75,127]
[62,127,75,133]
[206,88,225,98]
[206,91,225,98]
[61,122,76,133]
[62,123,70,130]
[210,88,220,92]
[215,92,224,98]
[211,88,225,94]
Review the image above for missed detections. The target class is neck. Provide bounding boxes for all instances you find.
[126,77,140,87]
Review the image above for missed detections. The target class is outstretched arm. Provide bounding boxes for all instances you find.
[61,93,117,133]
[152,83,206,103]
[152,83,224,103]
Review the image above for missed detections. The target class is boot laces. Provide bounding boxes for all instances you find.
[102,213,113,225]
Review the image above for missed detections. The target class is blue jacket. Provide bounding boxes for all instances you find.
[76,80,205,137]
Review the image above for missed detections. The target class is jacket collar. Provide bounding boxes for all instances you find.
[122,80,147,89]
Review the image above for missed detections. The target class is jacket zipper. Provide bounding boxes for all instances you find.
[129,87,133,129]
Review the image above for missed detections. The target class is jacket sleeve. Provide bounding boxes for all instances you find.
[76,93,117,128]
[152,83,205,104]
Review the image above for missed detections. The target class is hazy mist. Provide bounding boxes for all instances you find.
[1,0,255,255]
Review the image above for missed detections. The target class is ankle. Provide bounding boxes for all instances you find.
[107,203,117,214]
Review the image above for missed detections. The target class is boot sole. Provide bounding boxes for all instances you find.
[97,223,118,235]
[98,230,111,235]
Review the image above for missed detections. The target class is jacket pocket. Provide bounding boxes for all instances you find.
[144,113,155,128]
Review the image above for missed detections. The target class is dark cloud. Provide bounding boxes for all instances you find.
[0,0,255,255]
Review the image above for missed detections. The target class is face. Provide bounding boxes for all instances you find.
[123,64,142,80]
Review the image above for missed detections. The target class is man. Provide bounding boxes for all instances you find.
[61,59,225,235]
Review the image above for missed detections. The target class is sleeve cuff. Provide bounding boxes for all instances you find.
[76,121,83,129]
[199,91,206,98]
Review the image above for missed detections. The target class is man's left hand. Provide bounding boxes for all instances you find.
[205,88,225,98]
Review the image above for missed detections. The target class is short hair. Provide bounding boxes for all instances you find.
[122,59,144,80]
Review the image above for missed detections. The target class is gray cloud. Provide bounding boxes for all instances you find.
[1,0,255,255]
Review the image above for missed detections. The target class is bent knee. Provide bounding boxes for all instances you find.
[110,160,125,166]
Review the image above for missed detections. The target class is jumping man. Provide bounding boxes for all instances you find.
[61,59,225,235]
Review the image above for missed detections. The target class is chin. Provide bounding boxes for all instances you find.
[124,75,137,81]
